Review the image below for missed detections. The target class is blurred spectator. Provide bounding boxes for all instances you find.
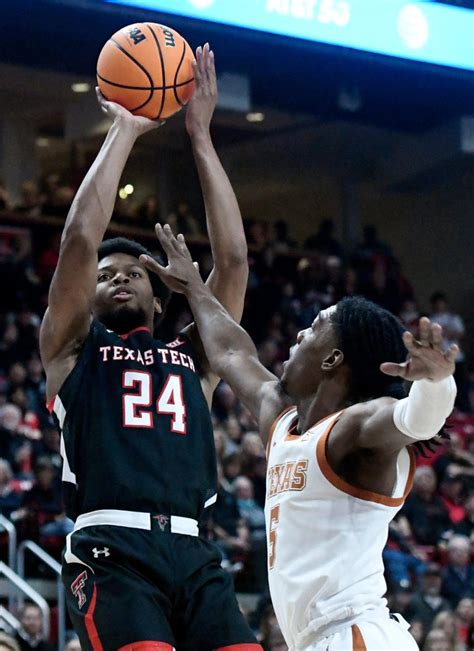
[408,564,451,632]
[455,598,474,648]
[430,292,469,413]
[14,603,53,651]
[401,466,451,546]
[430,610,465,651]
[304,218,342,256]
[384,517,426,590]
[409,619,426,649]
[0,180,12,211]
[271,221,296,253]
[441,535,474,608]
[234,475,267,591]
[453,492,474,539]
[0,459,25,518]
[267,625,288,651]
[399,299,421,337]
[167,200,201,236]
[16,181,42,216]
[12,456,65,542]
[422,629,450,651]
[137,195,160,227]
[212,465,249,569]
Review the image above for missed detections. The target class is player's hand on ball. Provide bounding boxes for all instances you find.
[185,43,217,136]
[140,224,202,294]
[380,317,458,382]
[95,87,164,135]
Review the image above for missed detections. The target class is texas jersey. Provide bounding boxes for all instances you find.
[49,321,217,523]
[265,407,415,649]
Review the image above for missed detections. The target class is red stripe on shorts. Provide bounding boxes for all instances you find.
[85,584,103,651]
[118,643,174,650]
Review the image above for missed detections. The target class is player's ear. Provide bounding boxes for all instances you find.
[321,348,344,371]
[153,297,162,315]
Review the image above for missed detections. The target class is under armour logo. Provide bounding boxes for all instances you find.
[92,547,110,558]
[153,514,169,531]
[71,571,88,608]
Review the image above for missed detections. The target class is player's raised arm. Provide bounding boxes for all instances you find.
[331,317,457,457]
[40,93,162,396]
[141,226,288,443]
[182,44,249,398]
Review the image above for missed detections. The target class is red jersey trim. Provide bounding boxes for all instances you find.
[46,396,56,414]
[119,326,151,340]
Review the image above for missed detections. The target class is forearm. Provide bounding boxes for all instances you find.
[61,119,137,248]
[186,281,257,371]
[190,130,247,266]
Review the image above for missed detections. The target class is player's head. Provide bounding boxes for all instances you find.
[281,296,406,402]
[94,237,171,334]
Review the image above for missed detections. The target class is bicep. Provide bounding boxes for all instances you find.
[40,232,97,364]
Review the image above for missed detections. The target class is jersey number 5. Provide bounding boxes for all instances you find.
[122,370,186,434]
[268,504,280,570]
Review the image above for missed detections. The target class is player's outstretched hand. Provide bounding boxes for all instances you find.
[185,43,217,136]
[140,224,203,294]
[95,87,164,136]
[380,317,458,382]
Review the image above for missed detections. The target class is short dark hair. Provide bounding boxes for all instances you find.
[98,237,171,316]
[430,291,447,305]
[331,296,407,401]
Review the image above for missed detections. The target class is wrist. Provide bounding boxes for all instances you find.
[188,126,212,143]
[111,116,139,141]
[185,276,209,300]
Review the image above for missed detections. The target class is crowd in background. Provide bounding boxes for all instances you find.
[0,180,473,650]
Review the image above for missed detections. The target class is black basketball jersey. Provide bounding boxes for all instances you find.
[48,320,217,523]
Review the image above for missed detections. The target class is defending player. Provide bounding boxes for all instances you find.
[40,45,262,651]
[142,227,458,651]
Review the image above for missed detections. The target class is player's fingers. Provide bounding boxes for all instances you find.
[139,254,167,278]
[154,223,175,256]
[418,316,432,345]
[431,322,444,349]
[208,50,217,95]
[402,331,421,355]
[193,261,200,272]
[162,223,182,251]
[202,43,212,89]
[445,344,459,364]
[380,361,408,378]
[176,234,195,262]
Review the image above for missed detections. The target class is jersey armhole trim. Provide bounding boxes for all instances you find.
[266,406,296,457]
[316,421,416,507]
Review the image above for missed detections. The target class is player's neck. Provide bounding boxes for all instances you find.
[296,380,350,434]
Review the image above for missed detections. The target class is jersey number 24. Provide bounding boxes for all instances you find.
[122,370,186,434]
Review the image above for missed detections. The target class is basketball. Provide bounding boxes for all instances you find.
[97,23,195,120]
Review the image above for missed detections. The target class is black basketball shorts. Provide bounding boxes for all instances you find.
[62,510,262,651]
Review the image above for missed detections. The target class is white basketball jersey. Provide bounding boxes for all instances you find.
[265,407,415,649]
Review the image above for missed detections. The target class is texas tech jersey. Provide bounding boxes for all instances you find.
[49,321,217,522]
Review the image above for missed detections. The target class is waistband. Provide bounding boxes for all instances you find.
[74,509,199,536]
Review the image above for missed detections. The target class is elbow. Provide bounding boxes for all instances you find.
[215,252,249,274]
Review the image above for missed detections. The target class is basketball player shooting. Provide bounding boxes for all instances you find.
[40,45,263,651]
[142,227,458,651]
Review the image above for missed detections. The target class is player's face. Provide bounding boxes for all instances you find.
[280,305,340,399]
[93,253,157,333]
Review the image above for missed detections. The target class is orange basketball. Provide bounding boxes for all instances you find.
[97,23,195,120]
